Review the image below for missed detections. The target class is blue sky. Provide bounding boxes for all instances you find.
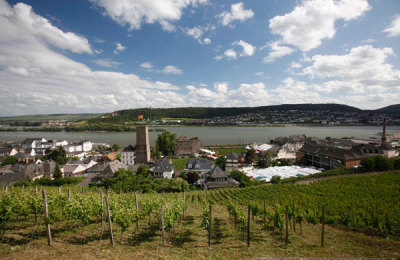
[0,0,400,116]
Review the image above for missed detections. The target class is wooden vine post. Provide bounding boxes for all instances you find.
[35,185,38,194]
[263,200,266,225]
[321,205,325,247]
[42,190,52,246]
[285,205,289,246]
[247,205,251,247]
[183,191,186,219]
[99,189,104,228]
[68,187,71,201]
[22,184,24,192]
[208,205,212,247]
[161,204,165,246]
[58,186,62,193]
[135,192,139,230]
[105,192,114,248]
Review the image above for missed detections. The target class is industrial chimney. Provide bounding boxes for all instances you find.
[381,118,387,145]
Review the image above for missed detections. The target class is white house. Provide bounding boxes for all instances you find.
[121,145,135,165]
[151,160,174,179]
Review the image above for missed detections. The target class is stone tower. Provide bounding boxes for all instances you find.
[136,125,150,163]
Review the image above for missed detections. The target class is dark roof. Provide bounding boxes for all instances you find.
[123,145,136,152]
[208,166,228,178]
[300,144,367,161]
[152,160,173,173]
[225,152,238,160]
[186,158,213,170]
[21,138,40,144]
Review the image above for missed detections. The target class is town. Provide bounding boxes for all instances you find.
[1,119,399,190]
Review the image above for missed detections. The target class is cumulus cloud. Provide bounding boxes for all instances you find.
[269,0,370,52]
[140,62,153,69]
[92,59,121,68]
[203,38,211,44]
[114,42,126,54]
[233,40,255,56]
[218,2,254,27]
[89,0,208,31]
[161,65,183,75]
[0,0,187,116]
[224,49,237,59]
[263,42,294,63]
[384,14,400,37]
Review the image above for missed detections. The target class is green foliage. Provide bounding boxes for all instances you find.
[171,158,191,170]
[258,150,274,168]
[215,156,225,170]
[361,155,394,172]
[230,170,251,187]
[270,175,281,184]
[156,130,177,156]
[245,149,258,165]
[1,156,18,166]
[34,177,85,186]
[44,147,67,164]
[53,163,63,180]
[112,144,120,151]
[201,205,212,230]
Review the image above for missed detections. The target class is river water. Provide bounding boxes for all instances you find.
[0,126,399,146]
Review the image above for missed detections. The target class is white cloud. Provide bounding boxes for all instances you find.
[140,62,153,69]
[114,42,126,54]
[203,38,211,44]
[182,24,215,44]
[214,55,223,61]
[0,0,187,116]
[218,2,254,27]
[233,40,255,56]
[269,0,370,52]
[263,42,294,63]
[161,65,183,75]
[255,72,263,76]
[5,2,93,54]
[89,0,208,31]
[384,14,400,37]
[92,59,121,68]
[224,49,237,59]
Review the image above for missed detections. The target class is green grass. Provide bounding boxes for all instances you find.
[214,148,246,157]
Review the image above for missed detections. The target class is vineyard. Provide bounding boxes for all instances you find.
[0,172,400,259]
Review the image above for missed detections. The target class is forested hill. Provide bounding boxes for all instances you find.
[89,103,362,123]
[377,104,400,114]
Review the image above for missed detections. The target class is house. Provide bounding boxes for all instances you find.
[296,144,372,169]
[151,159,174,179]
[185,158,213,179]
[121,145,136,165]
[89,160,127,183]
[21,138,45,149]
[354,143,399,158]
[203,166,239,189]
[225,152,239,172]
[62,160,98,178]
[0,147,18,157]
[0,163,45,185]
[174,136,201,156]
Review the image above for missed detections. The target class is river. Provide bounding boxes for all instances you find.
[0,126,399,146]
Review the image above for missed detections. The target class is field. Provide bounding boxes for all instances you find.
[171,158,191,170]
[1,172,400,259]
[213,148,246,156]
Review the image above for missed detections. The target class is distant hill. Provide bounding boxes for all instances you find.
[377,104,400,113]
[89,103,362,123]
[0,113,100,122]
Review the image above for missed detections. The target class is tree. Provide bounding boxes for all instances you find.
[373,155,390,171]
[245,149,258,165]
[230,170,251,187]
[361,157,375,172]
[1,156,18,166]
[258,150,274,168]
[112,144,120,151]
[215,156,226,170]
[155,130,177,156]
[53,163,63,180]
[136,165,151,178]
[186,171,199,184]
[270,175,281,184]
[45,147,67,164]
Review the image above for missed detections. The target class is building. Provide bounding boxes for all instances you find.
[0,163,45,185]
[136,125,150,164]
[225,152,239,172]
[185,158,213,179]
[90,160,128,183]
[0,147,18,157]
[175,136,201,156]
[121,145,136,165]
[355,144,399,159]
[151,159,174,179]
[296,144,370,169]
[203,166,239,189]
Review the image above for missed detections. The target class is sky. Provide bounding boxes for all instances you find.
[0,0,400,116]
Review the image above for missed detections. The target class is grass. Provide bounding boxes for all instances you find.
[1,203,399,259]
[213,148,246,157]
